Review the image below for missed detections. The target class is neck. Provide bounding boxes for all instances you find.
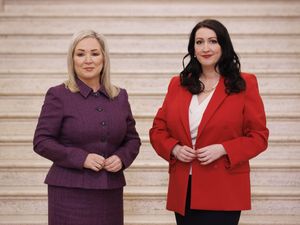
[199,67,220,93]
[201,67,220,80]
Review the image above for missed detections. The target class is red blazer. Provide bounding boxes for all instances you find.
[149,73,269,215]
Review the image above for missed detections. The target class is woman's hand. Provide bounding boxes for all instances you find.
[104,155,123,172]
[83,153,106,172]
[172,145,196,162]
[196,144,227,165]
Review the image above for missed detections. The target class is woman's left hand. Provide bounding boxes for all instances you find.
[104,155,123,172]
[196,144,227,165]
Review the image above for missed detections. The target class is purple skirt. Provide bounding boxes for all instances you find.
[48,185,123,225]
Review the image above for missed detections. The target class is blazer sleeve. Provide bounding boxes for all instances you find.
[149,77,180,162]
[114,90,141,169]
[222,74,269,168]
[33,87,88,169]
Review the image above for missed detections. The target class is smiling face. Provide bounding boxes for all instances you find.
[73,37,104,84]
[194,27,222,70]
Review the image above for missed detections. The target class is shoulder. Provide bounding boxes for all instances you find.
[44,84,72,105]
[241,72,258,84]
[46,83,70,96]
[115,88,129,101]
[168,75,181,90]
[170,75,180,85]
[118,88,128,97]
[241,72,259,92]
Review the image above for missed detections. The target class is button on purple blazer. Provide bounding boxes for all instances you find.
[33,79,141,189]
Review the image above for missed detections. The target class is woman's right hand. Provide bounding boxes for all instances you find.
[83,153,106,172]
[172,145,196,162]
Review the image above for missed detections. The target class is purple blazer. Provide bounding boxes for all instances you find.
[33,79,141,189]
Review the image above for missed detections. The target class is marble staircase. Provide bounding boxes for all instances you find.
[0,0,299,224]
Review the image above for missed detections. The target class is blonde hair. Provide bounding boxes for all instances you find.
[64,30,120,99]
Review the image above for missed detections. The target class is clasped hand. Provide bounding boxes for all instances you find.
[83,154,122,172]
[172,144,226,165]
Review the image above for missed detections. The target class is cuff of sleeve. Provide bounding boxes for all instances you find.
[113,141,140,169]
[221,142,237,169]
[68,148,89,169]
[165,139,180,163]
[114,151,129,168]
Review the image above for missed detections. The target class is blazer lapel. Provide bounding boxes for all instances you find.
[179,86,192,145]
[197,77,227,139]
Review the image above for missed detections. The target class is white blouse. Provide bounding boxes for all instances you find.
[189,90,215,147]
[188,90,216,173]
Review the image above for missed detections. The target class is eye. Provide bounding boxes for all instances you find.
[210,39,218,44]
[75,53,85,57]
[92,52,100,56]
[195,40,203,45]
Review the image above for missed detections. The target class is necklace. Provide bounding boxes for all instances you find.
[203,86,217,93]
[202,78,219,93]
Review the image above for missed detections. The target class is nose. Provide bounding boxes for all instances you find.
[202,42,210,52]
[84,55,93,64]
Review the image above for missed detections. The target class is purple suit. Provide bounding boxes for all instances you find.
[33,78,141,189]
[33,78,141,225]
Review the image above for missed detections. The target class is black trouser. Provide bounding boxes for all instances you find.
[175,176,241,225]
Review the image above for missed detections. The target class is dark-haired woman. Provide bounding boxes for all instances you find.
[149,19,269,225]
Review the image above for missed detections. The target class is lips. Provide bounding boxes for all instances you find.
[84,67,94,71]
[201,55,212,58]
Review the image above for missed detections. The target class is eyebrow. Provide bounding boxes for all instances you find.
[195,37,217,40]
[76,49,100,51]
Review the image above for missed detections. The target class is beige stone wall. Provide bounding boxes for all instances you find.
[0,0,299,224]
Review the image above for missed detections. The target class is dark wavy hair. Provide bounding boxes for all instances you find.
[180,19,245,94]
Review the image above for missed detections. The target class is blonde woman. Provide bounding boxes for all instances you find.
[33,30,140,225]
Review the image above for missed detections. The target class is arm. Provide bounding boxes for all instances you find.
[149,77,180,162]
[222,74,269,168]
[33,87,88,169]
[113,90,141,169]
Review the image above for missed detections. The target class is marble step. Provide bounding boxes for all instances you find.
[0,15,299,36]
[0,94,299,121]
[0,141,299,162]
[0,73,299,96]
[1,35,300,54]
[0,116,299,140]
[0,185,299,216]
[0,159,299,187]
[0,214,300,225]
[3,0,300,18]
[0,53,299,74]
